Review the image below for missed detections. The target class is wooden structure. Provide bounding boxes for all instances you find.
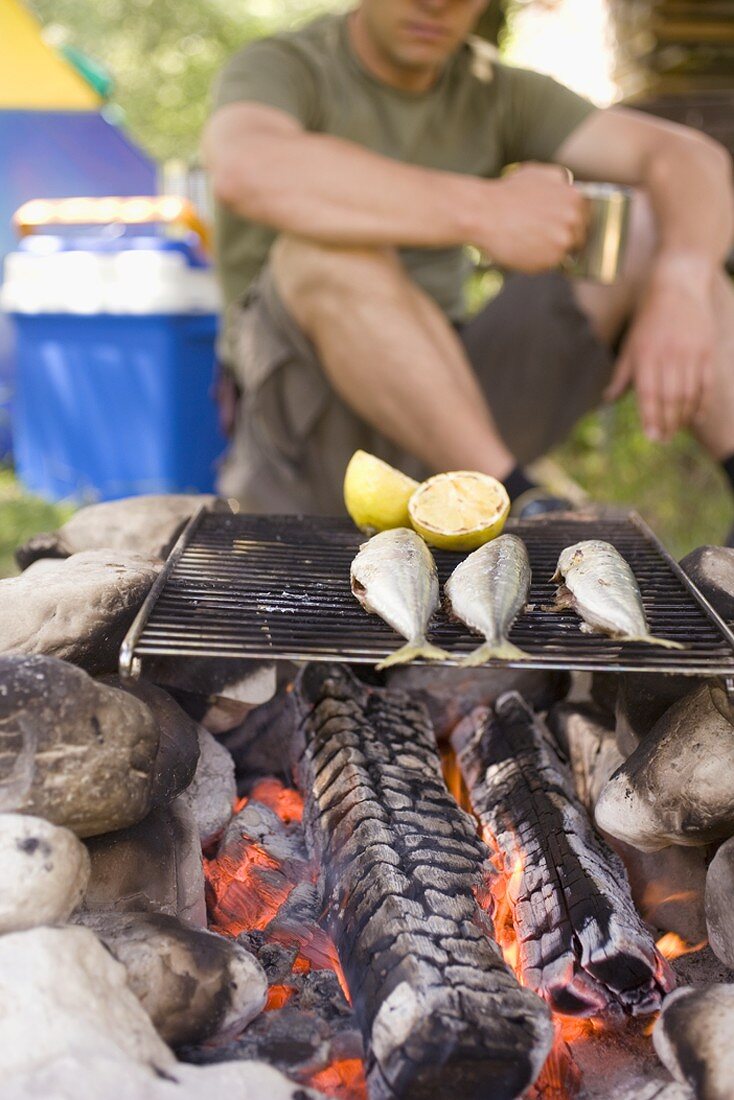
[610,0,734,156]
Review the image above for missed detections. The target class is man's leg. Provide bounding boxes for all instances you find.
[692,271,734,463]
[270,235,518,483]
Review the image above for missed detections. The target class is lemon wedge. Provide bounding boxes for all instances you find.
[408,471,510,551]
[343,450,420,534]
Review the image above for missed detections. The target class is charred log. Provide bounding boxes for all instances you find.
[451,692,674,1020]
[292,663,553,1100]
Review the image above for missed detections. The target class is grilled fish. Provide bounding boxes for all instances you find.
[350,528,450,669]
[445,534,531,665]
[552,540,683,649]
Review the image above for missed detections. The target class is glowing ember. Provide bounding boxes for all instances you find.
[206,777,353,1041]
[265,984,297,1010]
[205,842,296,936]
[530,1035,582,1099]
[292,954,311,975]
[655,932,708,960]
[249,777,304,824]
[269,925,352,1001]
[231,779,304,823]
[309,1059,367,1100]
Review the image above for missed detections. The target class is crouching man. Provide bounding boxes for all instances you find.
[204,0,734,536]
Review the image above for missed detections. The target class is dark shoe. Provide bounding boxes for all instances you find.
[726,523,734,549]
[512,488,575,520]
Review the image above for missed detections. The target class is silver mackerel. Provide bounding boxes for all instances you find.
[552,539,683,648]
[350,528,450,669]
[445,534,531,665]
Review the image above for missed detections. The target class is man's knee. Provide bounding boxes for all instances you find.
[270,235,406,327]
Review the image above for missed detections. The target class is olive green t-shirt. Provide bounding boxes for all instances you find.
[212,12,596,360]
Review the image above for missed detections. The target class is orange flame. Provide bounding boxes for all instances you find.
[655,932,707,960]
[481,831,527,976]
[441,745,471,810]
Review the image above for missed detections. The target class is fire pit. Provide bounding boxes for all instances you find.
[3,497,734,1100]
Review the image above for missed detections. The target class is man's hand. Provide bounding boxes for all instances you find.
[605,262,718,441]
[477,164,590,272]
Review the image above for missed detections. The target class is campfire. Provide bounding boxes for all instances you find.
[2,494,734,1100]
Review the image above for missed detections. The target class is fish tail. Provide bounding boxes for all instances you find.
[459,639,530,667]
[636,634,685,651]
[376,640,451,670]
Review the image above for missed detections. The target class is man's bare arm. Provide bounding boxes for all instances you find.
[203,101,587,271]
[557,108,734,440]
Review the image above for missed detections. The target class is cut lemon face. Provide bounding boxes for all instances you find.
[343,450,420,534]
[408,471,510,551]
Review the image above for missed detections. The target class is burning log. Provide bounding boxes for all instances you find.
[292,663,553,1100]
[451,692,674,1020]
[548,702,708,944]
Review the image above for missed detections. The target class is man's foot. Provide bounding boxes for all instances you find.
[726,522,734,549]
[512,488,575,520]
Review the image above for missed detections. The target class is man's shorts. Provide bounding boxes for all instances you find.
[217,264,614,513]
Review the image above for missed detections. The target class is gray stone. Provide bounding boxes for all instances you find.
[0,926,174,1076]
[1,1057,326,1100]
[0,550,159,675]
[78,911,267,1047]
[83,796,206,927]
[546,701,622,809]
[596,681,734,851]
[180,727,236,846]
[680,546,734,622]
[590,671,619,718]
[147,657,277,711]
[104,677,201,806]
[653,984,734,1100]
[616,840,708,944]
[219,683,299,780]
[0,813,90,932]
[706,836,734,969]
[0,655,160,838]
[15,493,226,570]
[615,673,701,757]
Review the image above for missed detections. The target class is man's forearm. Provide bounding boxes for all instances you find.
[205,105,482,249]
[642,130,733,285]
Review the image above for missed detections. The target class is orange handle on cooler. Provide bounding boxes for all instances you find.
[13,195,212,255]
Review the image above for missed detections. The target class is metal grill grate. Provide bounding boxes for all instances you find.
[120,509,734,681]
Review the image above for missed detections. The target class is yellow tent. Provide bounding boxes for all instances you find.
[0,0,100,110]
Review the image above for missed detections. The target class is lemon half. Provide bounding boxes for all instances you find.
[344,450,420,534]
[408,470,510,551]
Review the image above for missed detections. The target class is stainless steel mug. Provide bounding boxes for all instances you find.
[567,182,631,284]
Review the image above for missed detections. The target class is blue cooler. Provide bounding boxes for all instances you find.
[4,233,225,502]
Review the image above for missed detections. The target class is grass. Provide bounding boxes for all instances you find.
[553,396,732,560]
[0,467,75,577]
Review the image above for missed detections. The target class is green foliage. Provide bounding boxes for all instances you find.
[555,396,732,559]
[0,468,74,578]
[29,0,335,161]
